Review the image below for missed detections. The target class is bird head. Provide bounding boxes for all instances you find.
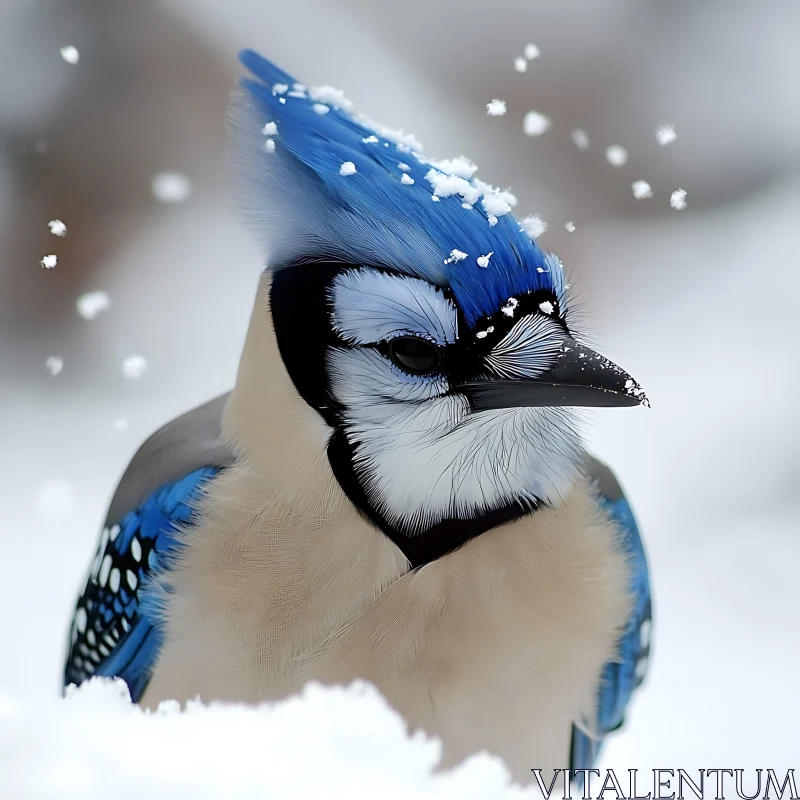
[228,51,647,565]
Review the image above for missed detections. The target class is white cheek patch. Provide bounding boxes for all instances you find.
[330,268,457,346]
[485,314,564,380]
[340,395,583,533]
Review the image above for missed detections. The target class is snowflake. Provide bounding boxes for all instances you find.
[40,255,57,269]
[48,219,67,236]
[631,180,653,199]
[151,172,191,203]
[339,162,357,176]
[605,146,628,167]
[76,290,110,320]
[670,189,687,210]
[60,46,79,64]
[486,99,506,117]
[121,355,148,381]
[656,124,677,146]
[523,111,550,137]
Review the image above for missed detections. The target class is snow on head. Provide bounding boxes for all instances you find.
[76,290,110,320]
[631,180,653,199]
[45,356,64,376]
[48,219,67,236]
[514,57,527,73]
[656,124,677,146]
[40,254,57,269]
[477,251,494,268]
[339,161,357,176]
[400,173,415,185]
[670,188,687,210]
[308,85,354,113]
[0,679,530,799]
[312,103,329,115]
[261,122,278,136]
[60,45,79,64]
[523,111,550,137]
[444,249,468,265]
[264,139,276,153]
[151,172,192,203]
[427,157,478,179]
[486,99,507,117]
[121,355,148,381]
[605,145,628,167]
[571,129,590,150]
[520,215,547,240]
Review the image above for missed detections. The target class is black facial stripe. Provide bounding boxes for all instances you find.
[270,262,344,427]
[327,430,537,569]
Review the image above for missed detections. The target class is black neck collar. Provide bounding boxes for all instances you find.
[327,430,537,569]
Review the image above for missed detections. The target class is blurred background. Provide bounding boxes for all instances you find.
[1,0,798,778]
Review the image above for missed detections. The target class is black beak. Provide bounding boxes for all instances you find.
[459,338,649,410]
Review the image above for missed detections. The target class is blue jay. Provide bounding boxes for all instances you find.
[64,50,651,783]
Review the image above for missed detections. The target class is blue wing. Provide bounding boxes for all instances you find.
[64,466,220,702]
[570,459,652,772]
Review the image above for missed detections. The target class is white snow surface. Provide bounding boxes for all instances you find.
[0,678,536,800]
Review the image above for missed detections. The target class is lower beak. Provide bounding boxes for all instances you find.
[459,338,649,410]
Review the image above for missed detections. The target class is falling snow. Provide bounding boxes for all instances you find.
[520,215,548,240]
[40,255,57,269]
[48,219,67,236]
[60,46,79,64]
[486,99,506,117]
[45,356,63,376]
[76,291,110,320]
[514,57,527,73]
[151,172,192,203]
[264,139,276,153]
[571,129,590,150]
[670,188,687,210]
[339,161,357,176]
[656,124,677,146]
[261,122,278,136]
[605,146,628,167]
[564,221,576,232]
[523,111,550,137]
[524,43,540,60]
[121,355,148,381]
[631,180,653,199]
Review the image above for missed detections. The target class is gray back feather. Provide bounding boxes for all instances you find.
[105,393,235,525]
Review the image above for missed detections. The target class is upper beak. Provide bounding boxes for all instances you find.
[459,338,649,411]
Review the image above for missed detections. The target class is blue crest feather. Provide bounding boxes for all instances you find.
[231,49,566,327]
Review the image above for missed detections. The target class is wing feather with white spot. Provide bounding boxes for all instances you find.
[64,467,220,702]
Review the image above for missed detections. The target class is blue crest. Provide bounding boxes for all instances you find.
[231,49,566,327]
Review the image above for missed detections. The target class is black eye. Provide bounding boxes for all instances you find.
[388,336,441,375]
